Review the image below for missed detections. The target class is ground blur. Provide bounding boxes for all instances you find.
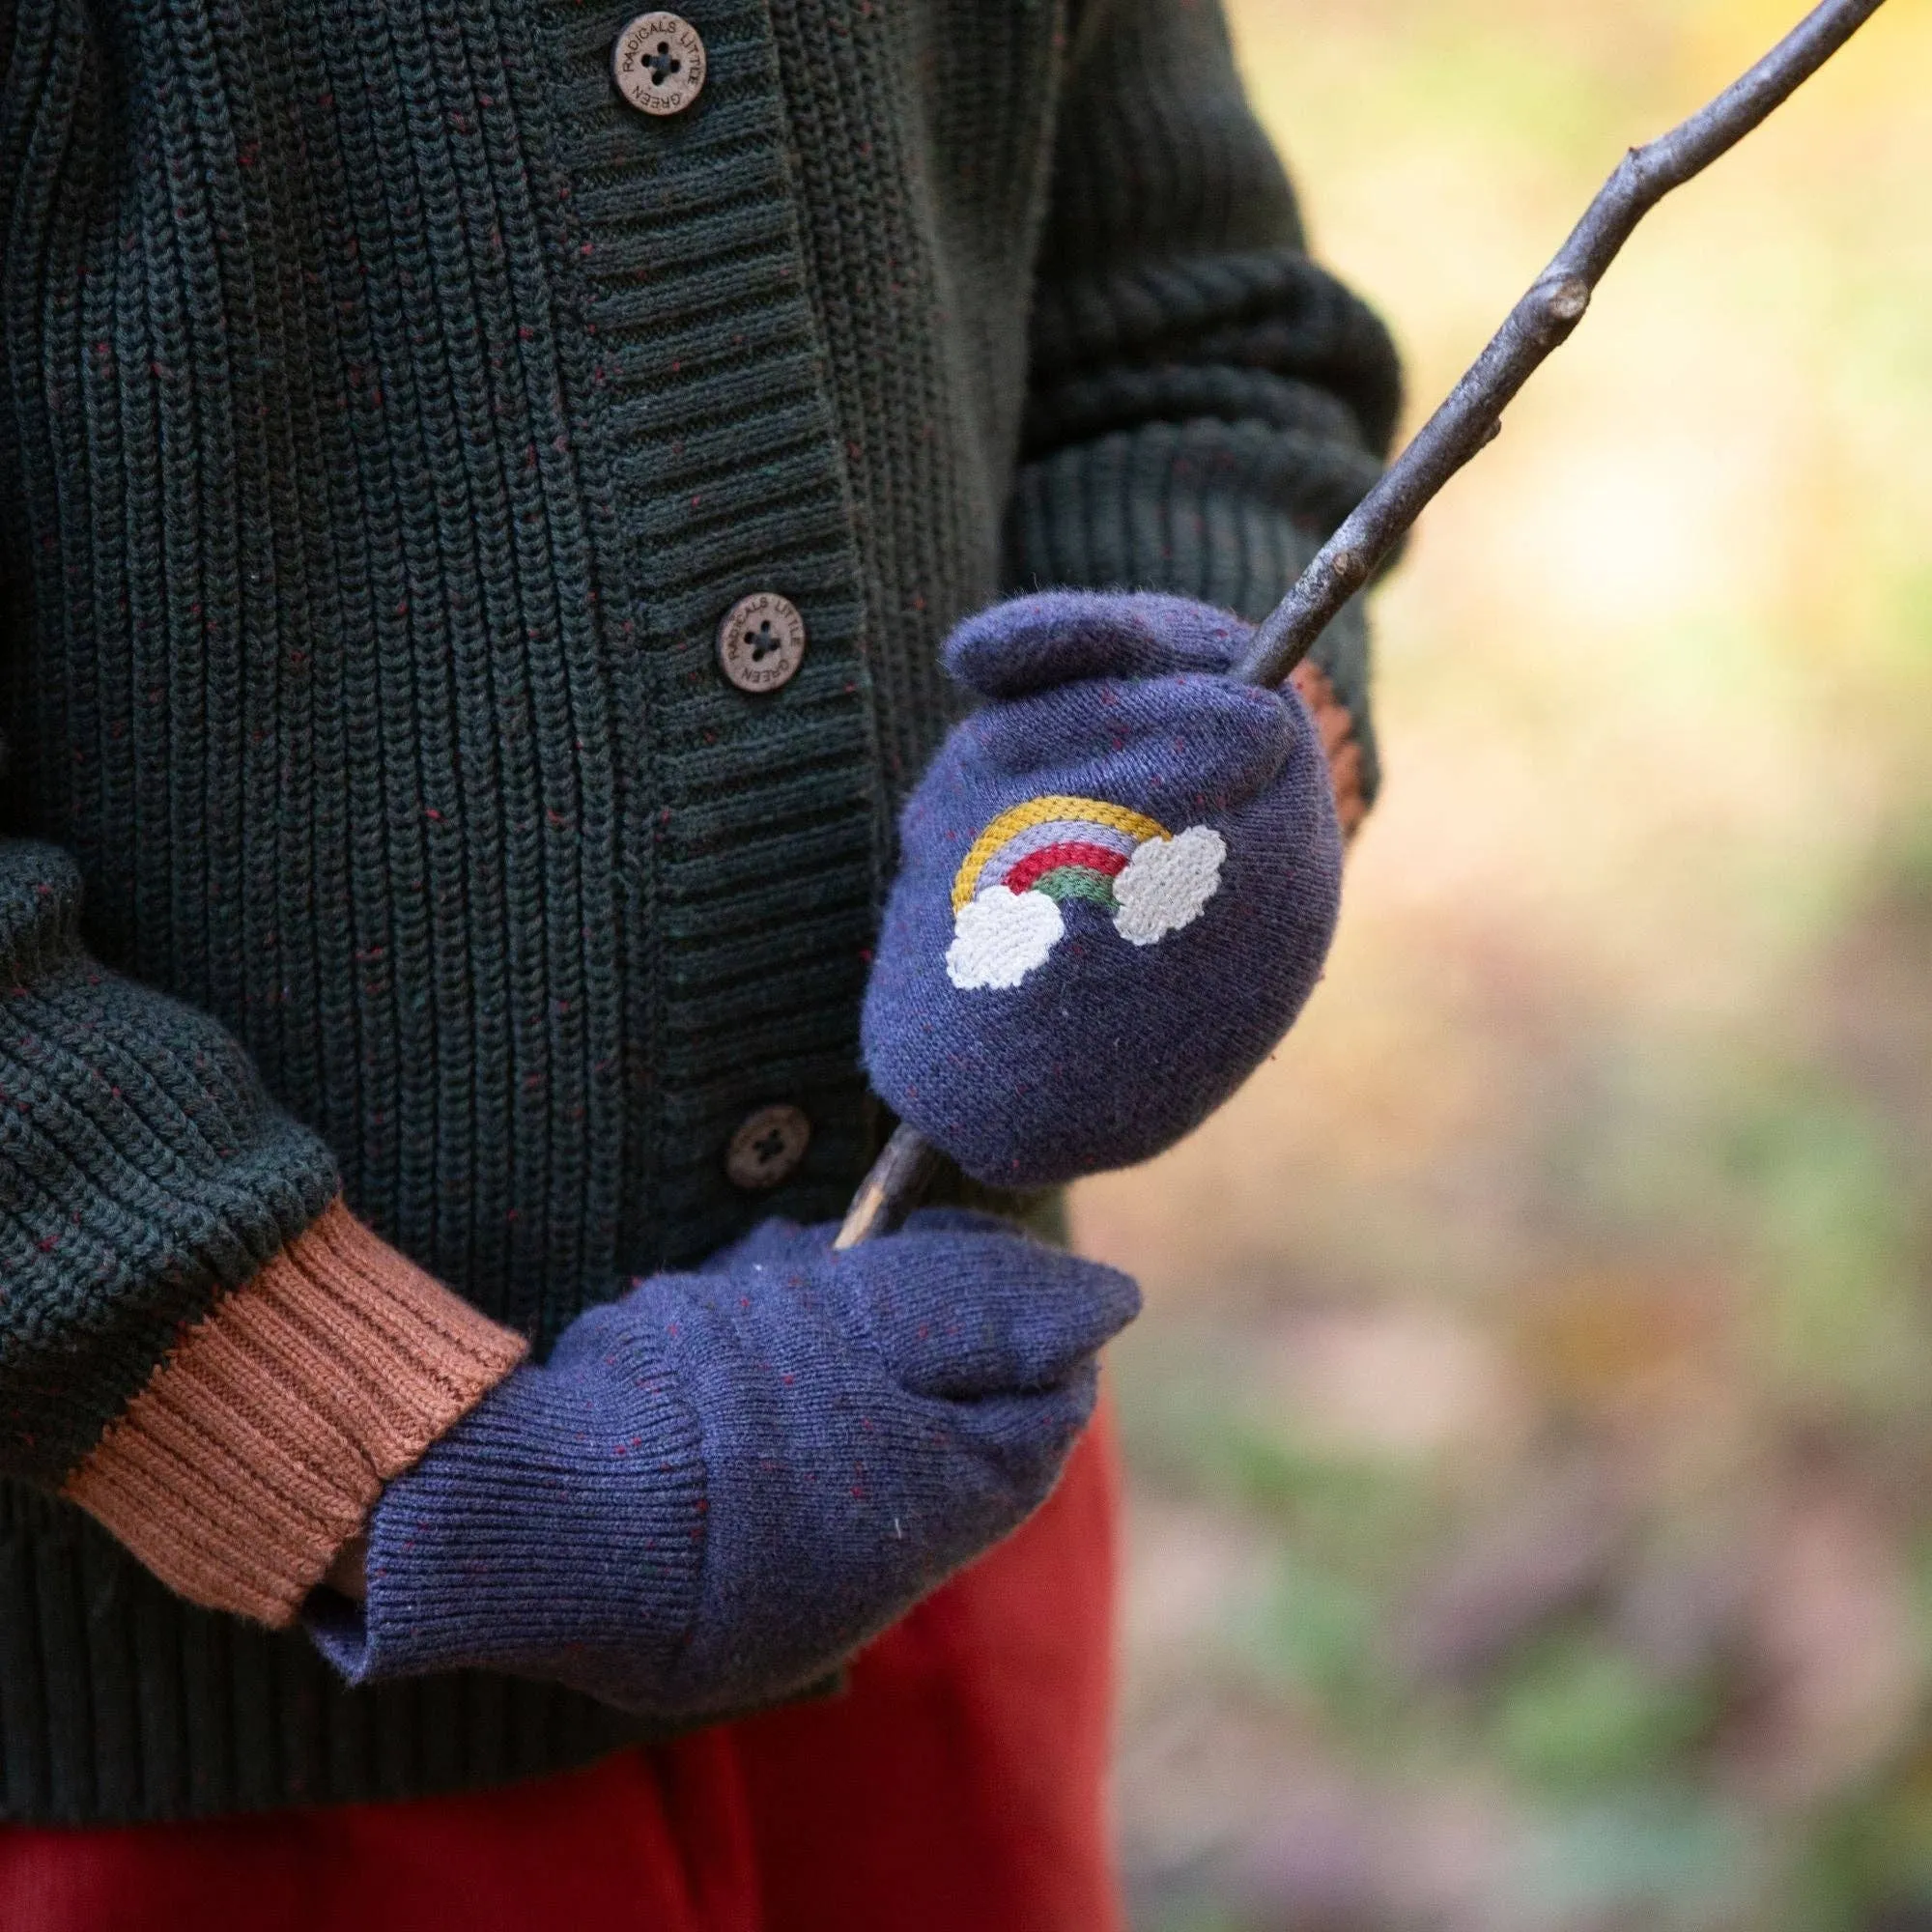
[1067,4,1932,1926]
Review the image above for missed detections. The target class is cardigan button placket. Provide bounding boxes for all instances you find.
[716,592,808,695]
[724,1106,813,1191]
[611,12,707,116]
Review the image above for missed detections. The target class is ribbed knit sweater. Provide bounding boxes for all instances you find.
[0,0,1397,1821]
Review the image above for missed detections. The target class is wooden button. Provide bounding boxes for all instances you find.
[725,1105,811,1191]
[717,592,807,695]
[612,13,707,117]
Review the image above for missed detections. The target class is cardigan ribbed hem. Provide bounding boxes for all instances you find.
[0,1475,671,1822]
[63,1203,528,1629]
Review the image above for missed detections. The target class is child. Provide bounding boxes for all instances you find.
[0,0,1397,1922]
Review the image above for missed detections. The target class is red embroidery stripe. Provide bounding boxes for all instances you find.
[1003,841,1133,895]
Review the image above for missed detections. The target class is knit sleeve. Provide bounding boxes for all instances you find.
[1004,0,1401,810]
[0,843,526,1623]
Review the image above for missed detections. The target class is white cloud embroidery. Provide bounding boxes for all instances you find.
[946,888,1066,990]
[1112,825,1227,947]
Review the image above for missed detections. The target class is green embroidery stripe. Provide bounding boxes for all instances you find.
[1032,867,1121,911]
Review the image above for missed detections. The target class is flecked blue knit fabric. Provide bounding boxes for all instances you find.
[862,593,1344,1187]
[308,1212,1137,1717]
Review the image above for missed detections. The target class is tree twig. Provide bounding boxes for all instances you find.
[832,1122,942,1250]
[1233,0,1889,688]
[836,0,1889,1252]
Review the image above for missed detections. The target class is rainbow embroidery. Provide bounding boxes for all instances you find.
[946,794,1227,991]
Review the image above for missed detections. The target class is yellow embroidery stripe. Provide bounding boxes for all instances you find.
[952,795,1171,913]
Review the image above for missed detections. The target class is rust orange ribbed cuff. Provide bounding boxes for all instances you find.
[63,1200,528,1629]
[1291,659,1369,840]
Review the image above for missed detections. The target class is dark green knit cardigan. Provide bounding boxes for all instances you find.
[0,0,1397,1821]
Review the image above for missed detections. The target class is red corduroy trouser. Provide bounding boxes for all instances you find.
[0,1411,1122,1932]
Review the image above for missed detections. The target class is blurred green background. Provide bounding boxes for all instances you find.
[1068,3,1932,1926]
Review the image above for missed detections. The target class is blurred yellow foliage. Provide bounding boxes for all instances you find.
[1084,6,1932,1926]
[1076,0,1932,1333]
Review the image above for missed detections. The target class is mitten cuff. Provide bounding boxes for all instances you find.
[63,1200,527,1628]
[309,1322,707,1696]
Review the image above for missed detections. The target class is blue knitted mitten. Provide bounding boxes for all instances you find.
[861,591,1344,1186]
[307,1211,1137,1719]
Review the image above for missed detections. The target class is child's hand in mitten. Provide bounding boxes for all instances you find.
[306,1211,1136,1719]
[862,592,1344,1186]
